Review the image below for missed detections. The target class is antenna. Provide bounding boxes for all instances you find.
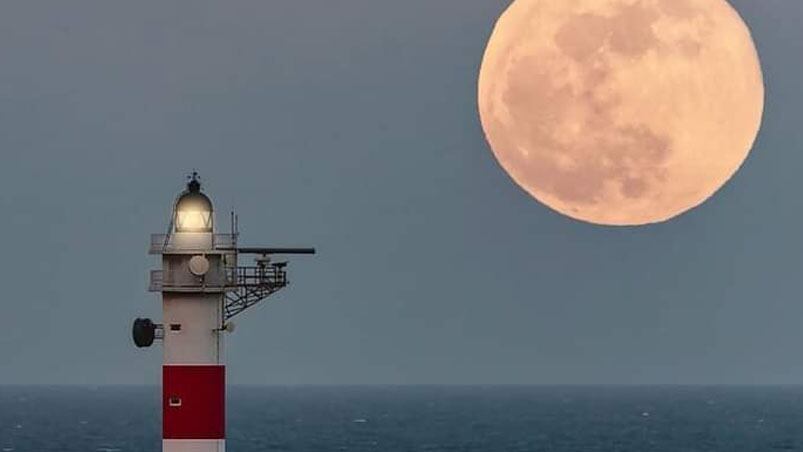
[224,247,316,255]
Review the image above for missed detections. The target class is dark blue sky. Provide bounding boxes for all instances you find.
[0,0,801,384]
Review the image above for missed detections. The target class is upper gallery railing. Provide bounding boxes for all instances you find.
[149,233,237,254]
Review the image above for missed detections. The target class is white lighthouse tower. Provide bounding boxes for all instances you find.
[133,173,314,452]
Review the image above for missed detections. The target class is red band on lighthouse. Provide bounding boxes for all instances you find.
[163,365,225,440]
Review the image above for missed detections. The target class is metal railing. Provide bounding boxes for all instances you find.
[149,269,236,292]
[149,233,238,254]
[148,254,292,319]
[231,265,287,288]
[149,270,164,292]
[214,234,237,249]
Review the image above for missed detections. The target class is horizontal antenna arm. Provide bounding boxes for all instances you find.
[221,247,316,255]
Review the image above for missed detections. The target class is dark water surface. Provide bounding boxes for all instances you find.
[2,386,803,451]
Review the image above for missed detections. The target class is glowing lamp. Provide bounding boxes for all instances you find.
[174,176,213,233]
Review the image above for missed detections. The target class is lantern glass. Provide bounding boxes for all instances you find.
[174,186,214,233]
[176,210,212,232]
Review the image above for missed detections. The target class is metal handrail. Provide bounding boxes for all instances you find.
[149,233,238,254]
[230,266,287,287]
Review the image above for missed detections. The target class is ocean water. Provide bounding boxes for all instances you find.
[2,386,803,451]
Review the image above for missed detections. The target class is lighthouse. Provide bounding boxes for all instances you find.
[133,173,314,452]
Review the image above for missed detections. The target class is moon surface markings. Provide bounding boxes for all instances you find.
[478,0,764,225]
[503,2,673,207]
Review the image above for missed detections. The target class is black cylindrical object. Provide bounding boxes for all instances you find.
[132,318,156,348]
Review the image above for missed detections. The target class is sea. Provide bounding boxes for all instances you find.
[2,386,803,451]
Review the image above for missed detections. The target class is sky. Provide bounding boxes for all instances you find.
[0,0,801,385]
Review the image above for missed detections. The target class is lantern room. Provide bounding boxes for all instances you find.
[174,173,213,233]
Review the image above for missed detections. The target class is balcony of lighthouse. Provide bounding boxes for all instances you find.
[149,233,238,255]
[150,261,291,300]
[148,268,236,293]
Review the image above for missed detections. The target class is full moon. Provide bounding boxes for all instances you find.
[478,0,764,225]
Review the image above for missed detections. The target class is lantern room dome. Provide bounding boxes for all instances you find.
[174,174,214,232]
[176,190,213,213]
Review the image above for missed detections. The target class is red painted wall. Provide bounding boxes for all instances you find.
[163,365,225,439]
